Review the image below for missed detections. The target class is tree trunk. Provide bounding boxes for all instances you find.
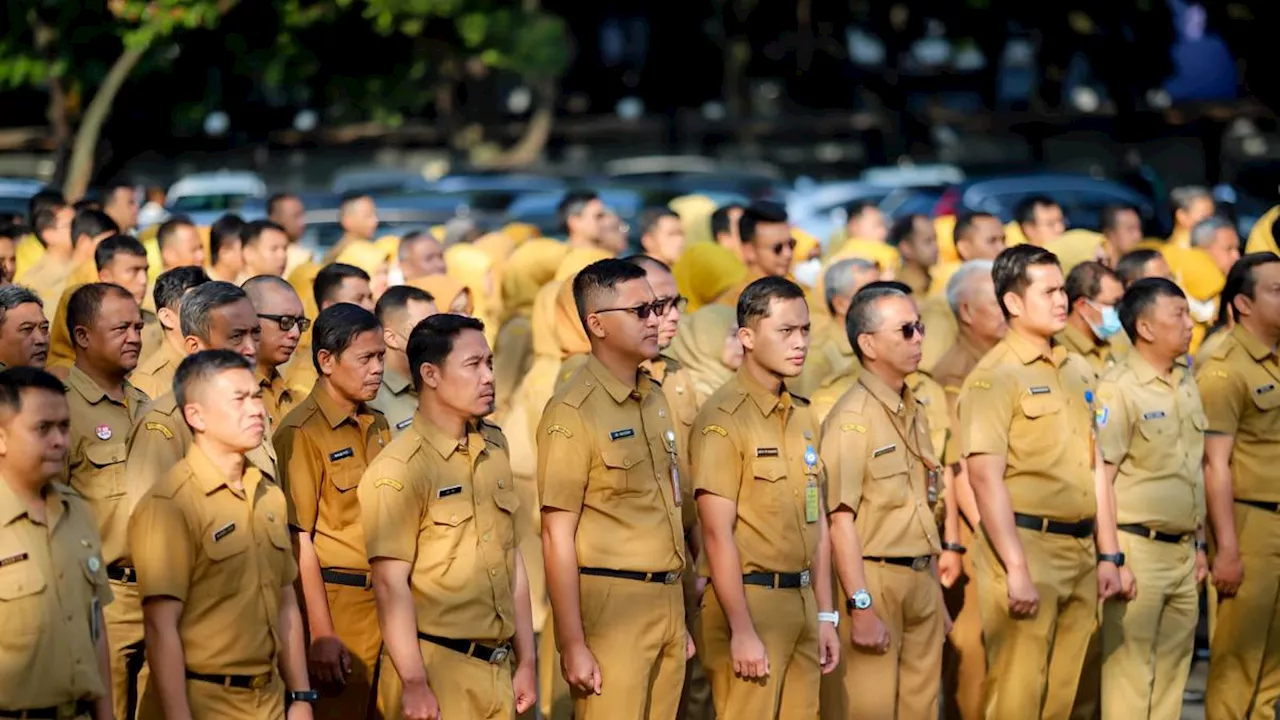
[476,80,557,169]
[30,15,71,184]
[62,43,147,201]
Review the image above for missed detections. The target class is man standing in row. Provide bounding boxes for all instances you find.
[372,285,437,435]
[243,276,306,425]
[0,285,50,370]
[130,267,211,400]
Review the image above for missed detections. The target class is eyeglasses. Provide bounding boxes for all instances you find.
[595,301,668,320]
[258,314,311,332]
[654,296,689,315]
[769,238,798,255]
[870,321,925,341]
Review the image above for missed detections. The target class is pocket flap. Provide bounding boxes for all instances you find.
[868,450,909,479]
[493,487,519,513]
[429,500,475,527]
[752,457,788,482]
[1137,416,1177,441]
[1250,385,1280,411]
[328,465,362,492]
[84,442,127,467]
[202,521,250,561]
[1019,394,1064,419]
[601,445,647,471]
[0,563,45,600]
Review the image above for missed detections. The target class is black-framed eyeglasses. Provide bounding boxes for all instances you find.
[594,301,667,320]
[874,320,925,340]
[770,238,798,255]
[258,314,311,332]
[654,296,689,315]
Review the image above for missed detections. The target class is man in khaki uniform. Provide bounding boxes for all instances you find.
[693,277,840,720]
[1058,261,1127,375]
[244,276,306,425]
[539,259,692,719]
[371,285,437,435]
[94,237,160,363]
[794,258,880,398]
[0,285,50,370]
[822,285,946,719]
[130,351,314,719]
[957,245,1117,720]
[360,313,537,718]
[1195,252,1280,718]
[930,260,1004,720]
[130,267,211,399]
[275,304,391,719]
[322,195,379,265]
[0,367,114,720]
[284,263,375,399]
[64,283,151,720]
[18,203,74,319]
[888,214,940,298]
[1096,277,1206,719]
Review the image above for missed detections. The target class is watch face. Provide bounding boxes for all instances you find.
[853,590,872,610]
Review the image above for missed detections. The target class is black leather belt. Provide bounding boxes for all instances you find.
[742,570,811,589]
[1013,513,1095,538]
[0,700,93,719]
[185,669,274,690]
[106,566,137,583]
[417,632,512,664]
[1236,499,1280,513]
[579,567,681,585]
[1117,524,1192,544]
[864,555,933,571]
[321,568,371,588]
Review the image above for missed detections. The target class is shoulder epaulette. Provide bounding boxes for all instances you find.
[716,390,748,414]
[561,379,596,409]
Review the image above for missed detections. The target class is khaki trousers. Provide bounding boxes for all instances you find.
[700,584,819,720]
[316,581,382,719]
[138,672,284,720]
[1100,533,1197,720]
[943,521,987,720]
[378,638,514,719]
[106,580,147,720]
[975,526,1097,720]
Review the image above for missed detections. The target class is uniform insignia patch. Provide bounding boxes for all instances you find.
[0,551,28,567]
[1254,384,1276,395]
[701,425,728,437]
[329,448,354,461]
[1142,410,1167,421]
[95,425,112,440]
[872,444,897,458]
[756,447,779,457]
[546,424,573,438]
[1029,386,1052,395]
[1210,370,1228,379]
[840,423,867,434]
[437,485,463,498]
[1096,408,1109,427]
[395,418,413,430]
[374,478,404,492]
[212,522,236,542]
[145,422,173,439]
[970,380,991,390]
[609,428,636,441]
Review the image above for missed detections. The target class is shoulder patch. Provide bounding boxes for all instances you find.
[373,478,404,492]
[145,422,173,439]
[1209,369,1229,379]
[546,423,573,439]
[970,380,991,390]
[701,424,728,437]
[840,423,867,434]
[1096,407,1109,427]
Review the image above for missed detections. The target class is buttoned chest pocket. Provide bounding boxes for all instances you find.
[867,448,911,508]
[257,504,293,581]
[198,518,252,599]
[325,461,364,530]
[76,442,128,499]
[493,487,520,550]
[599,441,650,495]
[1016,394,1066,464]
[1136,414,1181,471]
[750,457,789,510]
[0,557,46,641]
[427,492,475,562]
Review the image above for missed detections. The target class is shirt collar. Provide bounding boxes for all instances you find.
[1006,329,1067,368]
[735,366,791,417]
[0,479,67,527]
[1061,323,1101,356]
[188,443,263,497]
[311,384,371,430]
[859,369,915,421]
[382,366,413,395]
[585,354,646,405]
[643,356,669,383]
[66,365,132,407]
[413,412,485,460]
[1232,324,1277,362]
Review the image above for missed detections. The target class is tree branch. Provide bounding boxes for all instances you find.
[63,42,148,200]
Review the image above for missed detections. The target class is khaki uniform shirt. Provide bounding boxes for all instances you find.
[369,366,418,437]
[129,338,185,401]
[129,445,297,675]
[257,366,298,426]
[359,415,519,643]
[958,331,1098,522]
[537,355,685,573]
[0,481,112,710]
[691,368,825,575]
[810,361,947,460]
[647,354,699,516]
[1056,323,1126,376]
[63,367,149,568]
[275,388,389,571]
[796,321,857,400]
[821,371,942,557]
[18,254,70,323]
[493,317,534,422]
[1195,325,1280,502]
[1098,353,1205,534]
[930,333,988,466]
[899,263,931,298]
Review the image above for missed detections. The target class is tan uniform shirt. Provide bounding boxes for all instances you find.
[369,366,418,437]
[129,445,297,675]
[821,372,942,557]
[1056,323,1127,376]
[63,367,149,568]
[493,317,534,422]
[18,254,70,323]
[138,311,163,368]
[359,415,520,643]
[257,366,298,426]
[691,368,825,575]
[537,355,685,573]
[0,481,113,710]
[129,339,185,401]
[647,354,699,516]
[899,263,931,298]
[1195,325,1280,502]
[798,321,858,400]
[930,333,987,466]
[810,361,947,460]
[275,388,389,571]
[958,331,1098,522]
[1098,353,1205,534]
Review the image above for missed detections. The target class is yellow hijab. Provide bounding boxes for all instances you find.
[1046,230,1105,276]
[554,246,612,283]
[673,242,747,311]
[501,238,570,321]
[336,242,392,299]
[501,222,540,245]
[445,243,499,340]
[408,274,474,316]
[669,194,717,248]
[1246,205,1280,255]
[667,304,739,404]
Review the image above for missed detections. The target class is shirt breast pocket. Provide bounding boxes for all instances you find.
[427,497,475,561]
[0,561,46,641]
[751,457,788,510]
[493,488,520,550]
[1137,416,1181,471]
[868,450,910,508]
[1017,394,1066,463]
[78,442,128,499]
[600,443,650,495]
[1250,387,1280,414]
[199,520,251,599]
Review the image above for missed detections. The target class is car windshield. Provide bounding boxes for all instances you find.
[169,194,256,212]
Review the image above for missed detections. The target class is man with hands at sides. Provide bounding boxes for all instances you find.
[693,277,840,720]
[359,313,536,719]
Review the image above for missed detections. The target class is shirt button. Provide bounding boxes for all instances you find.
[497,480,505,489]
[267,513,275,522]
[450,515,458,523]
[483,533,491,542]
[490,568,498,577]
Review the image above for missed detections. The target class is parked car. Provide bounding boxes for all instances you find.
[166,171,269,227]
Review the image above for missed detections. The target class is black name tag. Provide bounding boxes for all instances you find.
[609,428,636,441]
[0,551,28,568]
[756,447,779,457]
[1029,386,1052,395]
[1142,410,1167,421]
[212,522,236,542]
[395,418,413,430]
[872,444,897,458]
[437,485,463,498]
[329,448,354,461]
[1255,384,1276,396]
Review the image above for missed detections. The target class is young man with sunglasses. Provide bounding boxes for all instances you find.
[693,276,840,720]
[714,202,794,309]
[819,284,947,720]
[244,275,308,425]
[538,259,693,719]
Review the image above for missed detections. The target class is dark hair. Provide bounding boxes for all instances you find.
[406,313,487,391]
[1118,277,1186,342]
[156,216,196,253]
[27,189,64,227]
[339,192,372,213]
[1100,203,1139,233]
[953,212,998,243]
[311,303,382,371]
[736,276,806,327]
[72,209,118,244]
[0,285,43,314]
[1064,261,1122,308]
[623,254,671,276]
[313,263,370,308]
[1224,252,1280,323]
[375,285,435,326]
[266,193,297,217]
[738,201,788,247]
[858,280,913,295]
[557,190,599,233]
[1014,195,1060,226]
[33,204,65,241]
[179,281,248,340]
[240,219,286,248]
[845,199,879,221]
[886,214,925,248]
[638,207,679,237]
[571,258,648,329]
[1114,248,1164,286]
[173,349,252,413]
[153,266,210,313]
[0,220,20,241]
[0,366,67,415]
[710,204,743,240]
[845,285,911,361]
[101,179,134,200]
[66,282,134,339]
[208,214,244,266]
[94,234,148,272]
[992,245,1061,319]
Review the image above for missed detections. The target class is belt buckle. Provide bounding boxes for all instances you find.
[664,571,680,585]
[250,673,270,690]
[799,570,811,588]
[911,556,930,572]
[57,702,78,720]
[490,646,510,664]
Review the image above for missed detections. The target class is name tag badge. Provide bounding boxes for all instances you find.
[90,597,101,643]
[805,479,820,523]
[0,551,29,568]
[872,444,896,458]
[395,418,413,430]
[609,428,635,441]
[212,522,236,543]
[329,448,354,462]
[1142,410,1167,421]
[756,447,779,458]
[1029,386,1052,395]
[437,485,463,498]
[1255,383,1276,396]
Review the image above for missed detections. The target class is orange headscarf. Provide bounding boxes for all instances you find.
[673,243,747,311]
[501,238,570,321]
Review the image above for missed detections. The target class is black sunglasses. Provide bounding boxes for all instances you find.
[258,314,311,332]
[886,321,925,340]
[595,301,667,320]
[654,296,689,315]
[770,238,798,255]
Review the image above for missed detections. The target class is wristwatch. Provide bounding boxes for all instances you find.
[942,542,967,554]
[1195,540,1209,553]
[818,611,840,628]
[846,589,873,613]
[287,690,320,704]
[1097,552,1126,568]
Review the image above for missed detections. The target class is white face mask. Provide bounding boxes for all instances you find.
[793,258,823,288]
